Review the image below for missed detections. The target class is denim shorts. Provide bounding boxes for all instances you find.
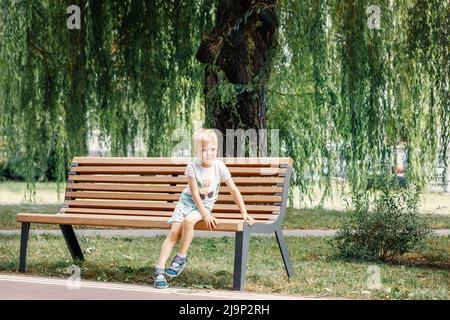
[167,193,213,224]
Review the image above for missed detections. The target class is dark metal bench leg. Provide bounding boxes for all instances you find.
[275,228,294,278]
[60,225,84,261]
[19,222,30,273]
[233,228,250,291]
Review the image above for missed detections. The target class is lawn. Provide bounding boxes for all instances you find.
[1,181,450,230]
[0,234,448,299]
[0,181,65,204]
[284,207,450,230]
[1,204,450,230]
[0,204,62,229]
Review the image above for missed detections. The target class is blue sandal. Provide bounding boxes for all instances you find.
[165,255,188,278]
[154,268,169,289]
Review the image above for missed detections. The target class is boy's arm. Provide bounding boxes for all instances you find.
[188,176,217,229]
[224,177,255,226]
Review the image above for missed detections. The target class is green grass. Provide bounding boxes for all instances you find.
[0,204,127,230]
[0,204,62,229]
[0,181,61,192]
[0,181,64,204]
[0,234,448,299]
[1,204,450,230]
[284,208,351,229]
[284,207,450,229]
[1,181,449,230]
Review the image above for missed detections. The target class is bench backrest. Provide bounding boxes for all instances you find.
[61,157,293,225]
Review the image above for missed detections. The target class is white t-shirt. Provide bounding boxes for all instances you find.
[182,159,231,206]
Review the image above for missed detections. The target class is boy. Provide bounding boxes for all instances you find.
[154,128,255,288]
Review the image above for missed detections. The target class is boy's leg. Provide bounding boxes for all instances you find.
[154,266,169,289]
[156,222,182,268]
[178,212,203,255]
[165,213,202,278]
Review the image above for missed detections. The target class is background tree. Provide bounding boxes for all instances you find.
[0,0,448,204]
[196,0,278,141]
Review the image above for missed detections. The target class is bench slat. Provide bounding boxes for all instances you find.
[66,183,283,194]
[19,158,290,227]
[64,200,279,213]
[73,157,293,167]
[71,166,286,176]
[68,175,284,185]
[65,191,282,203]
[16,213,262,231]
[60,208,277,220]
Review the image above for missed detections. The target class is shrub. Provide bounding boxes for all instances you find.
[333,184,432,261]
[0,145,66,181]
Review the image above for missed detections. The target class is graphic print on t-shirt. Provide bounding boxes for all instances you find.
[197,179,219,201]
[182,159,231,206]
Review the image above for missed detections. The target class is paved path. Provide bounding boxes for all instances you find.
[1,229,449,237]
[0,273,332,300]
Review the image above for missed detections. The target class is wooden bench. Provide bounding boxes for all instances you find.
[17,157,294,290]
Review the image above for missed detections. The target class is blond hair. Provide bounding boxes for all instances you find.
[192,128,218,155]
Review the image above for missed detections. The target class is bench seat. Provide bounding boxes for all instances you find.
[16,212,271,231]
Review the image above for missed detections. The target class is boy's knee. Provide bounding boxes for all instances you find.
[182,217,197,229]
[168,229,181,241]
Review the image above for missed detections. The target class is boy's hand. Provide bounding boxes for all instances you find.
[204,215,218,230]
[243,214,255,226]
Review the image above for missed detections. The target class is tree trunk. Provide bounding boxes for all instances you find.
[66,0,88,157]
[196,0,278,155]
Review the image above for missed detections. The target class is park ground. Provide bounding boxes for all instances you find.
[0,181,448,300]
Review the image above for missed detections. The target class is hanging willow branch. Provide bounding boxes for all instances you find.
[268,0,449,204]
[0,0,447,204]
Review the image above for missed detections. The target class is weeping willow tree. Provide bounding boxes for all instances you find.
[196,0,277,135]
[0,0,215,199]
[0,0,448,204]
[267,0,449,202]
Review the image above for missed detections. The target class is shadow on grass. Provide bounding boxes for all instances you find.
[326,247,450,271]
[167,268,234,290]
[384,250,450,270]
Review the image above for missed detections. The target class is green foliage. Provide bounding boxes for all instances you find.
[206,68,238,109]
[0,0,448,203]
[0,0,214,199]
[268,0,449,203]
[333,183,433,261]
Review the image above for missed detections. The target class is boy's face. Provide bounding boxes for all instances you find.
[198,141,217,166]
